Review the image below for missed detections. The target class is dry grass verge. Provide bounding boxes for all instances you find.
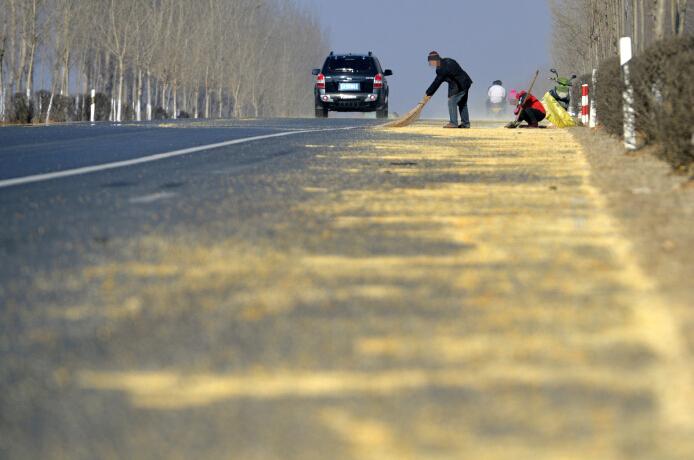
[571,126,694,351]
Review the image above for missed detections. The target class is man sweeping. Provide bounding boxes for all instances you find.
[425,51,473,129]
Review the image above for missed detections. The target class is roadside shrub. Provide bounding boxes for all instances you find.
[35,90,52,123]
[74,95,90,122]
[35,93,76,123]
[10,93,33,124]
[74,92,108,121]
[152,106,168,119]
[595,56,624,136]
[595,37,694,169]
[120,102,135,121]
[632,36,694,169]
[93,92,111,121]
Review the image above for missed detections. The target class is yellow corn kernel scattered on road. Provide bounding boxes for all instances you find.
[75,121,694,459]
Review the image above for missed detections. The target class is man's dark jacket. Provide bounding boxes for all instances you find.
[426,58,473,98]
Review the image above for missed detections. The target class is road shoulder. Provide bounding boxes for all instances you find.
[571,127,694,348]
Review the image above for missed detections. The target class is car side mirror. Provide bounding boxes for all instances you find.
[550,68,557,74]
[571,74,577,79]
[383,69,393,76]
[312,69,320,75]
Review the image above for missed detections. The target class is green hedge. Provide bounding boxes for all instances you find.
[595,37,694,169]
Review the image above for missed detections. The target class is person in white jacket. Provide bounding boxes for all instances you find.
[486,80,506,116]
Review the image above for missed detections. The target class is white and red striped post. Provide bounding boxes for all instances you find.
[581,84,589,124]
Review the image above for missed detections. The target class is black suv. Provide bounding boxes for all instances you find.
[312,52,393,118]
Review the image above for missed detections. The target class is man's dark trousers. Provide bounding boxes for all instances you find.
[449,90,470,128]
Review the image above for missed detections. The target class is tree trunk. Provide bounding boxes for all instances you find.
[672,0,688,35]
[136,68,142,121]
[233,83,241,117]
[173,84,177,119]
[6,0,18,97]
[204,66,210,118]
[47,33,63,123]
[26,40,37,99]
[205,90,210,119]
[46,93,54,123]
[218,86,223,118]
[0,65,5,122]
[172,83,178,118]
[633,0,640,51]
[61,48,70,95]
[655,0,668,39]
[640,0,646,50]
[146,70,152,120]
[182,84,187,115]
[1,14,7,121]
[116,58,124,122]
[162,82,169,116]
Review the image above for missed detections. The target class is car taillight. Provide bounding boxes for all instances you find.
[374,74,383,88]
[317,73,325,88]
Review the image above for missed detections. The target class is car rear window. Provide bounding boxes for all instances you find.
[326,56,373,73]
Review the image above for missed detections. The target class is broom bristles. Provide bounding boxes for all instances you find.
[384,95,431,128]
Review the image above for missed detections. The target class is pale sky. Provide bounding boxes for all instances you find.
[296,0,554,119]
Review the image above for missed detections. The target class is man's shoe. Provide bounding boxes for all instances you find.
[522,121,539,129]
[458,124,470,129]
[443,123,457,128]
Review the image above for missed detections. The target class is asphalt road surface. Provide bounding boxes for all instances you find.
[0,118,377,273]
[1,118,693,459]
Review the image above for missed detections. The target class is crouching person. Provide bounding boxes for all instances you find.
[515,90,546,128]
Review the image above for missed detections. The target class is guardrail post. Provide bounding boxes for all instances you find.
[589,69,599,128]
[620,37,637,151]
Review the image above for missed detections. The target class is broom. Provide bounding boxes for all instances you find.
[505,70,539,128]
[384,95,431,128]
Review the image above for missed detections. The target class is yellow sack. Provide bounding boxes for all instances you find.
[541,92,576,128]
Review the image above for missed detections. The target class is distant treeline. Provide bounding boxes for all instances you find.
[0,0,330,123]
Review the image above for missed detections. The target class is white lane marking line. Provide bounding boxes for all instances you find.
[0,128,347,189]
[128,192,178,204]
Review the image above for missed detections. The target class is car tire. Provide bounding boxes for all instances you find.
[376,106,388,119]
[315,106,328,118]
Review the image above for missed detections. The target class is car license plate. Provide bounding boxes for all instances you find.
[338,82,360,91]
